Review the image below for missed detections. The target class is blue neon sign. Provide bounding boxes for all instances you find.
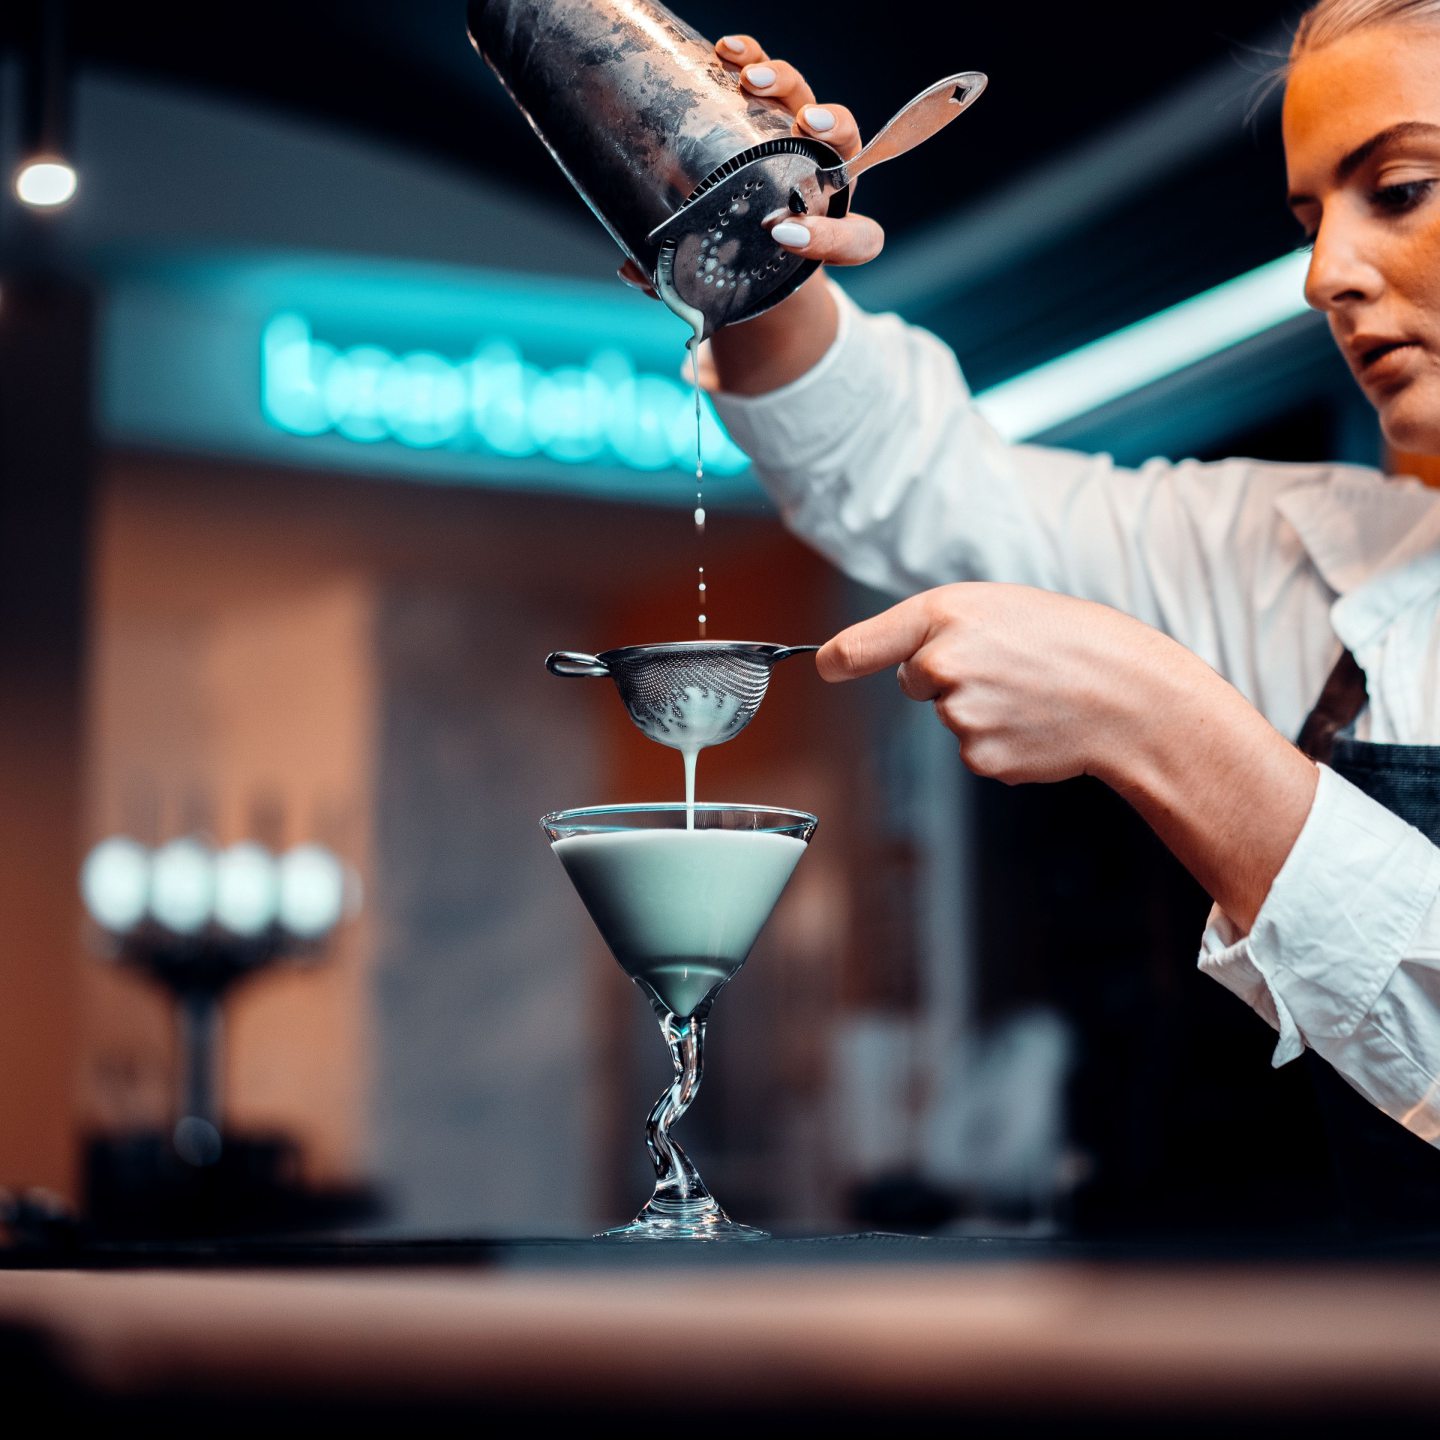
[261,312,749,476]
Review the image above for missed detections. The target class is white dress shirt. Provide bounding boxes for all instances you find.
[712,283,1440,1145]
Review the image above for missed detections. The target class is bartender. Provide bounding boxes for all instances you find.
[630,0,1440,1223]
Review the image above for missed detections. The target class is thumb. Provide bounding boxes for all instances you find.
[817,596,933,682]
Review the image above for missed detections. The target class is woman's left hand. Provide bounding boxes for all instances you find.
[816,582,1197,786]
[819,581,1321,932]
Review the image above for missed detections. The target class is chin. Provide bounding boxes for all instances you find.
[1378,385,1440,458]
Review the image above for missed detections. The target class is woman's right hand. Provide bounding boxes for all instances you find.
[615,31,885,296]
[713,33,885,268]
[621,32,883,395]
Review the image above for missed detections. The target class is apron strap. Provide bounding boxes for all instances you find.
[1295,649,1368,763]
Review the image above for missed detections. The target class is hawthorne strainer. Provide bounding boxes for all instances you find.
[546,641,817,749]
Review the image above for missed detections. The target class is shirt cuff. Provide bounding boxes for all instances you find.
[710,280,870,476]
[1198,763,1440,1067]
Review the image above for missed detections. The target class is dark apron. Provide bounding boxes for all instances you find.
[1297,650,1440,1232]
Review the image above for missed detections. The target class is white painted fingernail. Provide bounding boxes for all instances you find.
[771,221,811,249]
[745,65,776,89]
[803,106,836,132]
[721,36,746,55]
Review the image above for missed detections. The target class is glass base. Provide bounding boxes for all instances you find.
[597,1196,769,1242]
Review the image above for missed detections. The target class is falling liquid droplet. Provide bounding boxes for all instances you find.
[694,507,706,528]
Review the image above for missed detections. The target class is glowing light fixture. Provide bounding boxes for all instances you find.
[974,251,1315,441]
[15,3,78,212]
[80,837,151,933]
[14,157,77,207]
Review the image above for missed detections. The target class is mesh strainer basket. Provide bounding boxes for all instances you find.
[546,641,817,749]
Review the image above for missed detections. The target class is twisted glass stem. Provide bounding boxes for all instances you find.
[644,1010,710,1205]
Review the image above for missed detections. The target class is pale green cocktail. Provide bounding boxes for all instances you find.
[543,803,816,1240]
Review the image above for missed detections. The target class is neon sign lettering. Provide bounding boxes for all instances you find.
[260,313,749,475]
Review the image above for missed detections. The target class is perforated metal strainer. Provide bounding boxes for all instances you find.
[546,642,818,749]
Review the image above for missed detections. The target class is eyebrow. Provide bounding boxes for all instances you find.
[1287,121,1440,211]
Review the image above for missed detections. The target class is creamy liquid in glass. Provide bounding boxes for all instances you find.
[553,828,805,1017]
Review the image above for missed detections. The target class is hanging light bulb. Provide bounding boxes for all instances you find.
[14,2,78,212]
[14,157,77,208]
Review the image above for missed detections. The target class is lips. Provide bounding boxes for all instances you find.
[1364,342,1413,367]
[1349,334,1422,375]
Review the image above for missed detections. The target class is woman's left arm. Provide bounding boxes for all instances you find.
[821,583,1440,1142]
[819,581,1318,930]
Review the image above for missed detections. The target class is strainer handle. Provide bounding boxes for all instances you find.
[771,645,820,663]
[546,650,611,678]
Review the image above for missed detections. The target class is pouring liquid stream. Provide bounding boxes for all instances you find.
[655,254,709,644]
[688,332,706,642]
[654,260,747,828]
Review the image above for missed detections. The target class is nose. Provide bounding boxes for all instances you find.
[1303,212,1385,313]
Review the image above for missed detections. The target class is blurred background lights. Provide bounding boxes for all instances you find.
[277,844,346,938]
[80,837,150,933]
[213,842,279,937]
[14,158,77,208]
[148,837,216,935]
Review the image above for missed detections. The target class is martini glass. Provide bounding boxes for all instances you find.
[542,802,817,1240]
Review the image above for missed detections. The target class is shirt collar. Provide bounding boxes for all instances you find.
[1274,468,1440,652]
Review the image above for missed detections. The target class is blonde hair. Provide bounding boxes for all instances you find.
[1293,0,1440,56]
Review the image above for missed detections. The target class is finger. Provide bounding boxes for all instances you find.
[765,211,885,267]
[817,597,936,683]
[794,102,862,162]
[741,60,817,115]
[617,259,657,299]
[715,34,768,66]
[896,658,943,703]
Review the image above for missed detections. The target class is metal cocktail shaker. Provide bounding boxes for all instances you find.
[467,0,985,338]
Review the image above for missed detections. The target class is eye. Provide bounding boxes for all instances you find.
[1370,179,1435,214]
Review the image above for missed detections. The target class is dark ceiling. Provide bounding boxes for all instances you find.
[2,1,1320,393]
[3,1,1301,244]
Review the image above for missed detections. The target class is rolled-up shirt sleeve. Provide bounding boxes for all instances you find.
[1200,765,1440,1144]
[713,284,1355,728]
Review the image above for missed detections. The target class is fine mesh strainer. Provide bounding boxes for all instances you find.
[546,642,817,749]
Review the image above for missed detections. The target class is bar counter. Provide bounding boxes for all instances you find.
[2,1236,1439,1429]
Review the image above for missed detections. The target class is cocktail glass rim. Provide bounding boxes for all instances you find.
[542,801,818,837]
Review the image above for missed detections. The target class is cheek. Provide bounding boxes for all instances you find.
[1407,221,1440,318]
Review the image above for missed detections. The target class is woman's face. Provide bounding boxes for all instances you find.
[1285,24,1440,453]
